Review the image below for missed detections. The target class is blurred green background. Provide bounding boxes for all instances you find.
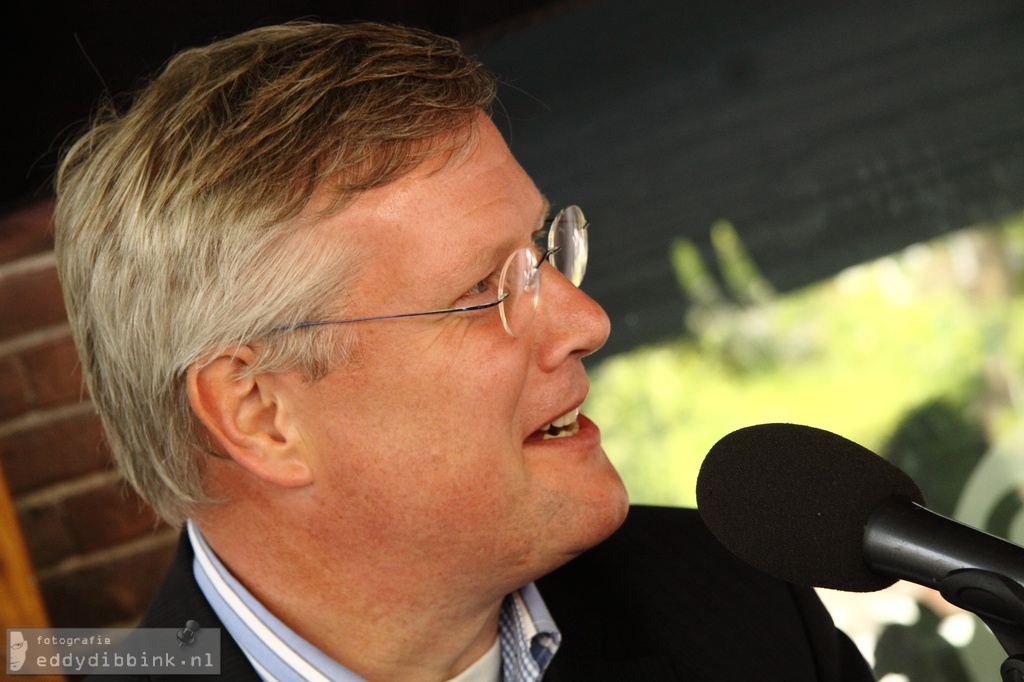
[588,211,1024,510]
[585,209,1024,681]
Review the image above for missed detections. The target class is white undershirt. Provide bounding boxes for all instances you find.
[445,637,502,682]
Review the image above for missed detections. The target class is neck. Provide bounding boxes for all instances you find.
[194,506,506,682]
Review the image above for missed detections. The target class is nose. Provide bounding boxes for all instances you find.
[533,261,611,370]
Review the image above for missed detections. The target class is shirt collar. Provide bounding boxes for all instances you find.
[499,585,562,682]
[187,520,561,681]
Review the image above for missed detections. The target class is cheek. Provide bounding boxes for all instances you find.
[360,326,529,431]
[310,425,530,555]
[305,330,532,490]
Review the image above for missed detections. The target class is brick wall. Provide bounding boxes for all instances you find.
[0,202,177,628]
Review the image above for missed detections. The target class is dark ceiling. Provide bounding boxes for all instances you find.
[4,0,567,215]
[8,0,1023,357]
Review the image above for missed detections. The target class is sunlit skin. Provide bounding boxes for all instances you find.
[188,113,629,682]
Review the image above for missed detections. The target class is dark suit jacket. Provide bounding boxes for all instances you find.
[90,506,874,681]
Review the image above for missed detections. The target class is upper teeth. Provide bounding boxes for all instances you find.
[543,407,580,432]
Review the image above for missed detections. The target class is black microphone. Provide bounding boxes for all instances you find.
[695,423,1024,594]
[695,422,1024,677]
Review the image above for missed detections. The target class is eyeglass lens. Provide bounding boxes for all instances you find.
[549,205,588,287]
[498,248,541,336]
[498,205,588,336]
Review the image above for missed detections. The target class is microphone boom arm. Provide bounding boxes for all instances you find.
[864,497,1024,590]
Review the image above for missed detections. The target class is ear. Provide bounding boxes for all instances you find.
[186,347,313,488]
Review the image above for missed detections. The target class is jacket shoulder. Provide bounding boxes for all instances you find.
[538,505,874,681]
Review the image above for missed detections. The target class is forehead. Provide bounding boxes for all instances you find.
[320,117,545,278]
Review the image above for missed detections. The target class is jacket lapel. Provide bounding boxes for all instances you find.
[543,651,682,681]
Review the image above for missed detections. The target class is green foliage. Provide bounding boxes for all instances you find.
[586,212,1024,508]
[708,219,774,305]
[881,397,987,517]
[670,221,787,374]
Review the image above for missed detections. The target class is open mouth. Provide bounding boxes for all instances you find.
[539,407,581,440]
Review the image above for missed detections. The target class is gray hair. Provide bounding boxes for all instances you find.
[54,22,497,524]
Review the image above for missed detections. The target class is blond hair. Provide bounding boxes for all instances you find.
[54,22,496,524]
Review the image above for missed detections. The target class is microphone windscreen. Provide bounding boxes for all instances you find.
[696,423,925,592]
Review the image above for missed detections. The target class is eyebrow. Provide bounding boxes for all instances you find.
[448,194,554,292]
[532,195,553,241]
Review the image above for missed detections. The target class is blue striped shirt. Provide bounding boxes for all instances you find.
[187,521,561,681]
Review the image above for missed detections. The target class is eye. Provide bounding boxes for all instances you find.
[460,271,499,303]
[466,279,490,296]
[532,227,548,251]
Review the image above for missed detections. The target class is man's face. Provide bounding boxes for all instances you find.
[291,115,628,593]
[9,631,26,671]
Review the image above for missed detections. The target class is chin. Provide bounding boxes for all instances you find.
[558,475,631,560]
[590,481,631,541]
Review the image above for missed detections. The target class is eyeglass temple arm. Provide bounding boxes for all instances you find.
[278,293,511,331]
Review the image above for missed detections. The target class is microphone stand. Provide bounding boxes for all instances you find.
[864,498,1024,682]
[939,569,1024,681]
